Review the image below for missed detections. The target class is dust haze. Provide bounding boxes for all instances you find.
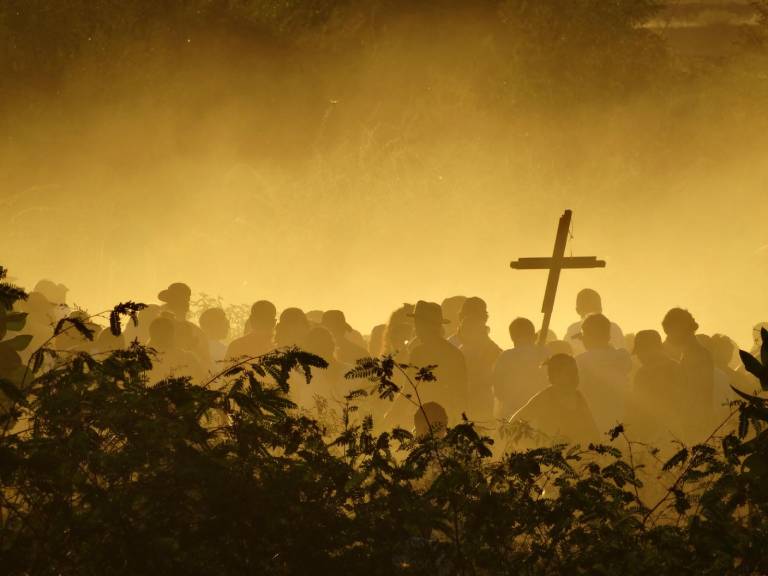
[2,1,767,346]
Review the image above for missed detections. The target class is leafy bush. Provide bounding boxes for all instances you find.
[2,268,768,575]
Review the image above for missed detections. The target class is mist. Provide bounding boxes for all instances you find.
[2,0,767,346]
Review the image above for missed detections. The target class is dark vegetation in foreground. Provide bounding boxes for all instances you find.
[2,268,768,575]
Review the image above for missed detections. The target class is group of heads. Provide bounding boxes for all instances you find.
[410,296,490,339]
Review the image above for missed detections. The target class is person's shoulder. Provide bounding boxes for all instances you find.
[612,347,631,360]
[511,386,551,418]
[225,336,246,356]
[575,349,592,362]
[687,341,713,363]
[496,348,516,361]
[437,337,461,353]
[565,320,582,337]
[487,337,503,355]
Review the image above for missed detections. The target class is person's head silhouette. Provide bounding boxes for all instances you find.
[384,304,414,352]
[305,310,324,326]
[55,311,100,351]
[576,288,602,318]
[509,317,536,347]
[149,317,176,351]
[158,283,191,320]
[545,353,579,389]
[546,340,573,357]
[247,301,277,335]
[459,297,489,323]
[321,310,352,339]
[34,279,68,306]
[709,334,736,369]
[578,313,611,350]
[662,308,698,349]
[409,300,448,342]
[305,326,336,362]
[632,329,665,365]
[276,307,310,347]
[441,296,466,334]
[199,308,229,342]
[368,324,387,356]
[414,402,448,437]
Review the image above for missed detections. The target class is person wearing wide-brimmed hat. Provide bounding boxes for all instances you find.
[157,282,211,372]
[406,300,468,424]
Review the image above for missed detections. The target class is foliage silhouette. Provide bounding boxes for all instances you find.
[1,264,768,574]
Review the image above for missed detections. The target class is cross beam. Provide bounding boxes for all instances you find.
[510,210,606,346]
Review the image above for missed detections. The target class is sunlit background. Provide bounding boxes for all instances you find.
[2,0,767,346]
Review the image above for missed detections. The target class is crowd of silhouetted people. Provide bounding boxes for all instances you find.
[2,279,765,450]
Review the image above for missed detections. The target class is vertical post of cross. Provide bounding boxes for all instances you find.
[537,210,572,346]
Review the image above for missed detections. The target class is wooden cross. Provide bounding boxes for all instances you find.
[510,210,606,346]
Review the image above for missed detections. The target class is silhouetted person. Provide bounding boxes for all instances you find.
[458,314,501,423]
[199,307,230,364]
[321,310,368,365]
[147,316,203,382]
[54,310,101,354]
[123,304,161,345]
[414,402,448,438]
[441,296,466,342]
[509,354,599,448]
[407,301,468,423]
[157,282,211,369]
[565,288,625,354]
[448,297,495,348]
[575,313,632,434]
[305,310,324,326]
[707,334,750,417]
[92,329,126,356]
[226,301,277,360]
[275,307,310,349]
[491,317,548,420]
[33,279,69,320]
[382,304,415,361]
[662,308,715,441]
[368,324,387,357]
[34,279,68,306]
[546,339,573,358]
[303,326,350,403]
[536,328,558,345]
[16,291,58,360]
[626,330,683,442]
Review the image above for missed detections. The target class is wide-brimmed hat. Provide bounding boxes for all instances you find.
[158,282,191,304]
[408,300,449,325]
